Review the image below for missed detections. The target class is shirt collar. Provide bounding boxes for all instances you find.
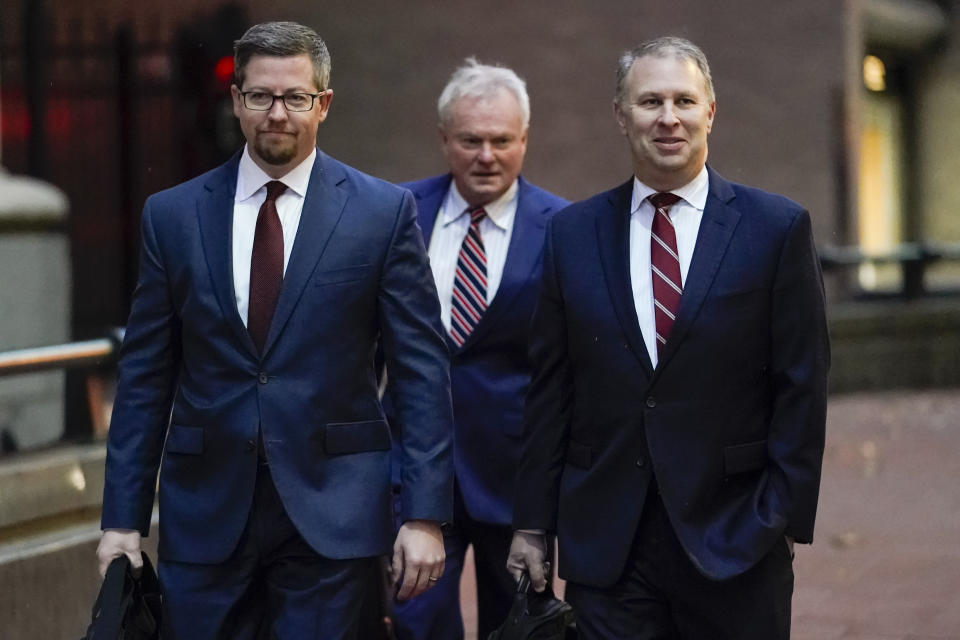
[235,145,317,202]
[629,165,710,215]
[441,177,519,231]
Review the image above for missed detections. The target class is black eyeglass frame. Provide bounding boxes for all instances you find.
[239,90,329,112]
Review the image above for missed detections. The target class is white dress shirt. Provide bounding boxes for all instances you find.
[629,166,709,368]
[232,146,316,326]
[428,179,519,333]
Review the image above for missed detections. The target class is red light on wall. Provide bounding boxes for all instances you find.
[1,99,31,142]
[214,56,235,86]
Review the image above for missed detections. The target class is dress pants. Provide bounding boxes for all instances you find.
[158,460,377,640]
[392,484,518,640]
[564,486,794,640]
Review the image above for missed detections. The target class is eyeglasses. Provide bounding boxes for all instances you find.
[239,90,327,112]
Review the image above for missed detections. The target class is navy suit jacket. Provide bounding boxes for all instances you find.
[102,150,454,565]
[513,167,829,584]
[397,174,568,525]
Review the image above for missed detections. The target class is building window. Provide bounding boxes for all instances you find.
[857,52,905,292]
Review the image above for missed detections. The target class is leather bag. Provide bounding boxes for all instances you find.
[487,573,576,640]
[81,552,161,640]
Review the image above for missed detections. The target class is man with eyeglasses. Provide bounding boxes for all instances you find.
[96,21,453,639]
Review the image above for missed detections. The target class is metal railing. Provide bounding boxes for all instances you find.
[820,242,960,298]
[0,330,124,378]
[0,330,124,449]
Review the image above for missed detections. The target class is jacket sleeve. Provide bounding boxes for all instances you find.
[767,209,830,543]
[377,189,454,523]
[512,217,574,532]
[102,197,181,535]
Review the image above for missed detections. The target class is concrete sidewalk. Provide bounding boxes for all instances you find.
[458,389,960,639]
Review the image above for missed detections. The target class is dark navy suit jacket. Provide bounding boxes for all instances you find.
[102,151,454,565]
[397,174,568,525]
[513,167,830,585]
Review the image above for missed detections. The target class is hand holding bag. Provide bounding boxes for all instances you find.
[487,572,576,640]
[81,552,161,640]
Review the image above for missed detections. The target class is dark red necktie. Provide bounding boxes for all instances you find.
[649,192,683,357]
[450,207,488,346]
[248,180,287,353]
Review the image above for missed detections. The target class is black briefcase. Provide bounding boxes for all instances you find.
[487,573,576,640]
[81,552,161,640]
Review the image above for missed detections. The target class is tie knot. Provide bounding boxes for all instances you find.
[649,192,681,211]
[468,207,487,225]
[265,181,287,202]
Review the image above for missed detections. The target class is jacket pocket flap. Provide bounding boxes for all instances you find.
[723,439,767,476]
[325,419,391,455]
[565,440,593,469]
[314,264,371,286]
[165,425,203,455]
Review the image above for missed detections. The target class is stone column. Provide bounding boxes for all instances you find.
[0,67,71,451]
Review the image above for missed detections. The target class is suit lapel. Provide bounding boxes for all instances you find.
[458,177,547,350]
[196,154,259,358]
[654,168,740,373]
[597,179,654,377]
[412,176,449,243]
[262,152,347,356]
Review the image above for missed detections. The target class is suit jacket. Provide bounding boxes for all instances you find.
[513,167,830,585]
[102,150,454,565]
[397,174,568,525]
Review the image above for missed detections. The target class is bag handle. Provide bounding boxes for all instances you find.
[86,555,131,639]
[515,572,532,595]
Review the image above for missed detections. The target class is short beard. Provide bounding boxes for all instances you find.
[254,136,297,166]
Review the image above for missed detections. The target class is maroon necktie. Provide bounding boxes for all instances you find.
[450,207,488,346]
[649,192,683,357]
[248,181,287,354]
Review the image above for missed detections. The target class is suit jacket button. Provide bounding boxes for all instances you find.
[258,372,268,384]
[245,440,256,452]
[646,396,656,408]
[636,458,645,467]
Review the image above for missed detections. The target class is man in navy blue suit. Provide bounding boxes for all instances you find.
[96,22,453,639]
[388,59,568,640]
[507,37,830,639]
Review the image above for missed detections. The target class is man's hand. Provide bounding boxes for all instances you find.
[97,529,143,577]
[506,530,548,592]
[786,535,795,559]
[391,519,445,601]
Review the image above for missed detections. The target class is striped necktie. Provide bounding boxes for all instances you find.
[450,207,487,346]
[649,192,683,357]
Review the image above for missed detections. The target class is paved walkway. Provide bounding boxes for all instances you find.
[457,389,960,639]
[792,389,960,639]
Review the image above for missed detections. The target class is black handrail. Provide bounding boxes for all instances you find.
[820,242,960,298]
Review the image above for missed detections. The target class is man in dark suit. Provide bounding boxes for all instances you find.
[507,37,829,639]
[96,22,453,639]
[388,59,568,640]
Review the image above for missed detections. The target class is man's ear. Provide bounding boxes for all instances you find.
[231,85,242,118]
[613,100,627,135]
[315,90,334,122]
